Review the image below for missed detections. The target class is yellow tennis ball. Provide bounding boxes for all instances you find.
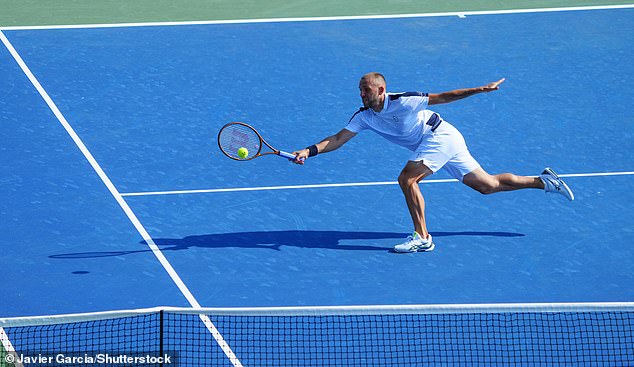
[237,147,249,158]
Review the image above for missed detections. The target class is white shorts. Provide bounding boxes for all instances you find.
[409,121,481,181]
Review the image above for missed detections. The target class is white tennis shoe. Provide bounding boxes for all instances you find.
[540,167,574,201]
[393,232,435,253]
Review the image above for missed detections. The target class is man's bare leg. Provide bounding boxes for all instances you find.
[462,167,543,194]
[397,161,434,237]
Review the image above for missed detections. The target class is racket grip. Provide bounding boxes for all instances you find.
[279,150,305,162]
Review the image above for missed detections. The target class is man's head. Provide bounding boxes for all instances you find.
[359,72,386,112]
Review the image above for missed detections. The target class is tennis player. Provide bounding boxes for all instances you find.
[292,72,574,253]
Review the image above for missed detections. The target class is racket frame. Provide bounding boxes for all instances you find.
[217,122,297,161]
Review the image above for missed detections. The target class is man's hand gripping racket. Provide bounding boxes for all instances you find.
[218,122,304,162]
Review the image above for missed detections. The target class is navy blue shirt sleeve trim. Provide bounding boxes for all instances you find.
[389,92,428,100]
[348,106,369,122]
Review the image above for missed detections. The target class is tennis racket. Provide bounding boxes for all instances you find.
[217,122,301,161]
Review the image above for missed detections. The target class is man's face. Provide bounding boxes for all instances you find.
[359,78,383,111]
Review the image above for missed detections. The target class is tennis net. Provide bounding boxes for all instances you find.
[1,302,633,366]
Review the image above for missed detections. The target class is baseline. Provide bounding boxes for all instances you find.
[0,4,632,30]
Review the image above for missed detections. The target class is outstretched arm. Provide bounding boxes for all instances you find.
[292,128,357,164]
[428,78,505,105]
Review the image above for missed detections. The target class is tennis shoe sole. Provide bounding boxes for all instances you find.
[541,167,575,201]
[393,235,435,253]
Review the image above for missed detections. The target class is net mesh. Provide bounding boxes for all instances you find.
[1,305,633,366]
[218,123,261,160]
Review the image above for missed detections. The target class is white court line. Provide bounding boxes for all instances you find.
[0,4,633,30]
[0,31,243,367]
[120,171,634,197]
[0,326,24,367]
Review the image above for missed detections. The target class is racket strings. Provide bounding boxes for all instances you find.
[218,124,261,159]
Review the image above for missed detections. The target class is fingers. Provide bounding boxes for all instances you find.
[291,150,308,164]
[484,78,505,92]
[494,78,506,87]
[491,78,506,88]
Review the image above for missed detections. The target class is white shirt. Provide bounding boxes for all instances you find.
[345,92,439,151]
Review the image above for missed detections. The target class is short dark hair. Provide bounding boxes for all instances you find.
[362,72,386,87]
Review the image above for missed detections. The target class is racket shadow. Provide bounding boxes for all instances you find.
[48,230,525,259]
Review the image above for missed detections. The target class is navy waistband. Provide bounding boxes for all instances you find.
[426,113,442,132]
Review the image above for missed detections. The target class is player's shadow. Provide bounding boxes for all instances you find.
[48,230,524,259]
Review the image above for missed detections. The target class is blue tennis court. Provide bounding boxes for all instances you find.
[1,5,633,325]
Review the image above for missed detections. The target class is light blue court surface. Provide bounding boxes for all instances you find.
[1,8,634,317]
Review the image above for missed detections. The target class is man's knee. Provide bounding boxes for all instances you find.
[398,171,417,188]
[463,169,499,194]
[468,180,500,195]
[472,181,498,195]
[398,161,433,189]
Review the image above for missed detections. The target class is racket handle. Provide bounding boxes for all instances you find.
[279,150,304,162]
